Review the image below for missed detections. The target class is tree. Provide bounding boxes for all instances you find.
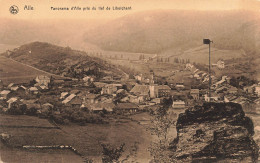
[139,54,143,60]
[101,143,125,163]
[174,58,179,63]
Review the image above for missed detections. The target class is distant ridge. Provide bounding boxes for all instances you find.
[83,10,259,55]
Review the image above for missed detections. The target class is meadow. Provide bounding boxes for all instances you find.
[0,56,51,85]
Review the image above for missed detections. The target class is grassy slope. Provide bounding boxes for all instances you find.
[0,114,154,162]
[0,56,52,84]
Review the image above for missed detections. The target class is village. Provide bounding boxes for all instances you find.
[0,56,260,126]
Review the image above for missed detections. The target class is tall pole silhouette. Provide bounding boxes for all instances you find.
[203,39,213,101]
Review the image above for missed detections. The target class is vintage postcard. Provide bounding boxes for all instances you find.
[0,0,259,162]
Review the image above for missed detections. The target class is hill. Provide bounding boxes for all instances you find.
[83,10,259,56]
[1,42,120,79]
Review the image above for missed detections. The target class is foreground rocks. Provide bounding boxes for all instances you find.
[170,102,259,162]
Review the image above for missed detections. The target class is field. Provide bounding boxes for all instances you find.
[0,113,157,162]
[175,46,245,65]
[0,56,56,85]
[0,142,84,163]
[60,114,154,162]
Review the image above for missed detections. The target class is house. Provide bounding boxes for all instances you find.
[101,76,113,81]
[130,85,150,97]
[113,75,122,81]
[0,90,11,99]
[151,98,162,104]
[193,69,199,73]
[95,94,113,103]
[7,83,15,89]
[115,103,139,113]
[217,60,225,69]
[123,80,137,91]
[62,94,76,105]
[88,103,115,113]
[38,84,49,90]
[255,85,260,96]
[228,86,238,94]
[203,76,209,83]
[70,90,81,95]
[28,87,39,94]
[85,93,98,104]
[215,86,227,93]
[42,103,54,111]
[243,85,255,94]
[190,89,200,100]
[60,92,69,100]
[83,76,95,82]
[224,94,238,102]
[212,79,226,89]
[128,95,145,104]
[175,83,185,89]
[116,89,126,95]
[134,74,144,82]
[70,96,83,107]
[35,75,51,86]
[101,84,122,95]
[7,97,18,109]
[15,86,27,96]
[93,82,107,88]
[201,73,207,78]
[172,100,186,109]
[149,85,171,98]
[185,63,194,70]
[204,93,219,102]
[10,86,19,91]
[158,85,171,97]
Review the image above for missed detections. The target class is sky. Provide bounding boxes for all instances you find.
[0,0,259,19]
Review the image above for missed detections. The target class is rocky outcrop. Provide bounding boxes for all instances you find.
[170,102,259,162]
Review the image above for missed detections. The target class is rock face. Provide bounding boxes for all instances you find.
[170,102,259,162]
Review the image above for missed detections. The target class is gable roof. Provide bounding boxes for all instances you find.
[229,86,238,91]
[0,90,11,95]
[70,90,80,95]
[158,85,171,90]
[70,97,82,105]
[61,92,69,98]
[130,85,149,95]
[7,97,18,103]
[20,86,27,90]
[190,89,199,94]
[7,83,15,88]
[172,101,185,105]
[62,94,76,104]
[94,82,107,88]
[86,93,98,99]
[36,75,51,80]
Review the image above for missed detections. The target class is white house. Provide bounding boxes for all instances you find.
[217,60,225,69]
[172,100,186,109]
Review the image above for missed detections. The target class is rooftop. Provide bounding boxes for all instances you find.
[130,85,149,95]
[116,103,138,109]
[0,90,11,95]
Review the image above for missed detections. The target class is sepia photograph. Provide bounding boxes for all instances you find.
[0,0,260,162]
